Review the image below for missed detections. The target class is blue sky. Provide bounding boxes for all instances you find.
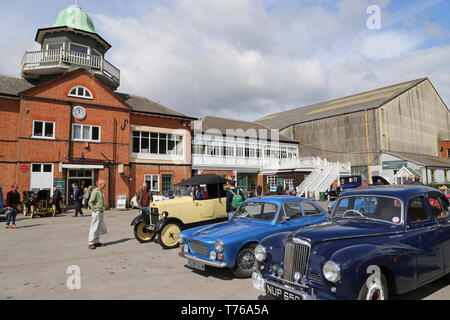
[1,0,449,120]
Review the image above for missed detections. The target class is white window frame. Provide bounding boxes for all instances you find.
[144,174,160,192]
[32,120,55,139]
[72,124,101,142]
[132,131,184,156]
[68,86,93,99]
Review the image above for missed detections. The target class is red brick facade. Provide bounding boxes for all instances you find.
[0,69,192,207]
[439,141,450,159]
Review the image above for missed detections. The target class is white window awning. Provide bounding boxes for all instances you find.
[61,164,104,169]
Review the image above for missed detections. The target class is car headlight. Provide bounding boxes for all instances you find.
[177,233,184,244]
[210,251,217,261]
[254,244,267,262]
[215,239,224,253]
[323,261,341,283]
[162,211,169,218]
[183,244,189,253]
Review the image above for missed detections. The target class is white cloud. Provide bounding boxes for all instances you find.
[1,0,448,120]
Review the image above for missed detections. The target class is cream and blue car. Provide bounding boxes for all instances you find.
[178,196,328,278]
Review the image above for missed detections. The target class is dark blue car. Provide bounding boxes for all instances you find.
[178,196,328,278]
[252,186,450,300]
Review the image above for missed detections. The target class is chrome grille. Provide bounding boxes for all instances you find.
[189,240,209,256]
[283,238,311,282]
[150,208,159,225]
[309,272,323,285]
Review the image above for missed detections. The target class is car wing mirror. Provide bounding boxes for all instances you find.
[281,216,290,224]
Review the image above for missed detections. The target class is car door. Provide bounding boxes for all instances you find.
[406,195,444,285]
[277,201,304,232]
[193,198,216,219]
[428,192,450,272]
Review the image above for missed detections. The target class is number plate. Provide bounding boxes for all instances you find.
[265,283,302,300]
[187,260,205,271]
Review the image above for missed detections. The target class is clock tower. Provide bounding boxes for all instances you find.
[21,2,120,90]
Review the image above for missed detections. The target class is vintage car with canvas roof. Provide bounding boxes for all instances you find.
[130,174,228,249]
[252,186,450,300]
[178,196,328,278]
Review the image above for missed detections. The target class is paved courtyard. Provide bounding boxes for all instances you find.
[0,209,449,300]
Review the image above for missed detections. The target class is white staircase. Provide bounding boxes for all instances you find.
[297,161,349,200]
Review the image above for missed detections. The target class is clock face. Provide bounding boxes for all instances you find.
[72,106,86,120]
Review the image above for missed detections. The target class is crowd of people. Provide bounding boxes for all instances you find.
[1,180,108,251]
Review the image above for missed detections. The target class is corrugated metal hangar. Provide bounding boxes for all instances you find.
[257,78,450,184]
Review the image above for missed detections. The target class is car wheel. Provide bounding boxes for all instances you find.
[158,222,181,249]
[232,244,257,278]
[357,273,389,300]
[133,221,156,243]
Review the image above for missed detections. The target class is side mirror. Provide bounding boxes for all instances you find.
[281,216,290,224]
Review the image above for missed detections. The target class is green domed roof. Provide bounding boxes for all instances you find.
[53,5,96,33]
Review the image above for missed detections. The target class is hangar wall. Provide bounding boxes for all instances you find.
[379,80,450,156]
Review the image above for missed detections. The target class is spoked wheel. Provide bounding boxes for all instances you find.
[357,273,389,300]
[232,244,257,278]
[158,223,181,249]
[133,221,156,243]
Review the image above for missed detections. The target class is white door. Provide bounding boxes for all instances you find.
[30,163,54,195]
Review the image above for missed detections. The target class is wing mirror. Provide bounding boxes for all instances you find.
[281,216,290,224]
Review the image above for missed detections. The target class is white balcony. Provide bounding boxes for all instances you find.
[192,155,340,173]
[21,49,120,89]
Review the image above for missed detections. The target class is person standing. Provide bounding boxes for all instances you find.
[136,182,152,215]
[276,183,283,195]
[87,179,108,250]
[5,184,20,229]
[52,187,63,216]
[82,185,93,209]
[71,183,83,217]
[226,180,245,213]
[412,175,424,185]
[256,185,263,197]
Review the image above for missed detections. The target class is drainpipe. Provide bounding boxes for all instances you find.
[364,109,372,181]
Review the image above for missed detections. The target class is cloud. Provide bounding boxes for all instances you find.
[0,0,448,120]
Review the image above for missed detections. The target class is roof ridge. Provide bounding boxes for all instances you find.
[257,78,427,120]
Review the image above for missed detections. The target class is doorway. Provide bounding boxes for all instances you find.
[67,169,93,206]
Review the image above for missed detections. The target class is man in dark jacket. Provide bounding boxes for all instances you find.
[5,184,20,229]
[226,180,245,213]
[52,187,63,215]
[71,183,83,217]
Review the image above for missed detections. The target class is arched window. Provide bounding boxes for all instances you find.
[68,86,93,99]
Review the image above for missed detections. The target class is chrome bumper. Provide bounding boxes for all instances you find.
[180,252,228,268]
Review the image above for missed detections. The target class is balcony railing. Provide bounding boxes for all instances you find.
[21,49,120,84]
[192,154,341,172]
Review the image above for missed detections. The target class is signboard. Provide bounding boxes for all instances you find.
[53,178,65,194]
[116,194,127,210]
[382,161,407,170]
[19,164,29,173]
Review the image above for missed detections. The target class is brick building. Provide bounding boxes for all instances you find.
[0,4,194,207]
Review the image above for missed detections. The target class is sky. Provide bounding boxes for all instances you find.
[1,0,449,121]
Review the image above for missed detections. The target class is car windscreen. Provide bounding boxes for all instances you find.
[233,202,278,222]
[332,196,403,224]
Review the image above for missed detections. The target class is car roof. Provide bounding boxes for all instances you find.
[340,185,439,199]
[245,195,310,204]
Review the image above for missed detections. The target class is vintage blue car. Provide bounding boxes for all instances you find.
[178,196,328,278]
[252,186,450,300]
